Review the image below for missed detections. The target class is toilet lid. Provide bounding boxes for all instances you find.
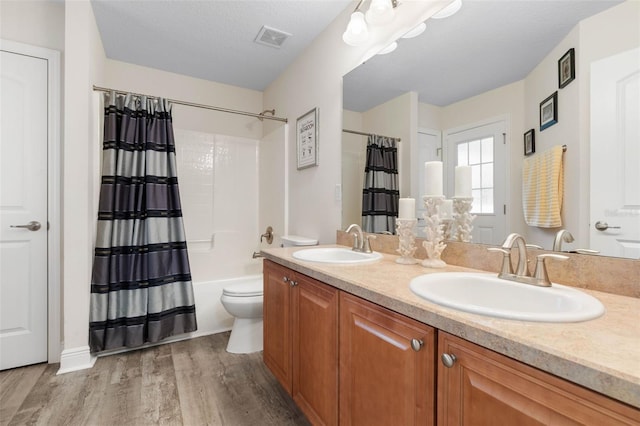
[222,280,263,297]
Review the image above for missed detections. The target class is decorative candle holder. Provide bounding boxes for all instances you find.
[441,218,454,241]
[453,197,476,242]
[421,196,447,268]
[395,219,418,265]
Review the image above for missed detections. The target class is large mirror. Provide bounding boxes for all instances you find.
[342,0,639,259]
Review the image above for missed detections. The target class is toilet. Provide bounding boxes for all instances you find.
[220,235,317,354]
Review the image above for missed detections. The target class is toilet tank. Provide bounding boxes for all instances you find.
[281,235,318,247]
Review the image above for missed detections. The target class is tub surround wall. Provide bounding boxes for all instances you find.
[336,231,640,298]
[175,129,262,283]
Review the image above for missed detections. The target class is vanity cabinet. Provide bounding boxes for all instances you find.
[265,260,639,426]
[263,260,339,426]
[437,332,640,425]
[339,293,436,425]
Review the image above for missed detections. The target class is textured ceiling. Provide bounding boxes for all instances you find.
[92,0,623,107]
[344,0,623,111]
[91,0,353,91]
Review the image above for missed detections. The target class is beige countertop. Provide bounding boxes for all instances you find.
[261,245,640,409]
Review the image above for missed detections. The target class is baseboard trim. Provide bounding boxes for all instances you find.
[57,345,97,375]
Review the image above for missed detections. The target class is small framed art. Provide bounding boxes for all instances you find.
[558,48,575,89]
[540,92,558,131]
[296,107,319,170]
[524,129,535,156]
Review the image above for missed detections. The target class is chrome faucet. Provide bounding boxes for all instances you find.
[345,224,376,253]
[553,229,574,251]
[489,233,568,287]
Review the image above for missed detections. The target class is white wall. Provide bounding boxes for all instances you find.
[0,0,65,51]
[104,60,264,139]
[259,124,288,248]
[60,0,106,372]
[342,109,365,227]
[263,1,452,244]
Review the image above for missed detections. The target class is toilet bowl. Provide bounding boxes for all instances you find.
[220,235,317,354]
[220,278,264,354]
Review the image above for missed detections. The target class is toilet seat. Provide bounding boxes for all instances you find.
[222,280,263,297]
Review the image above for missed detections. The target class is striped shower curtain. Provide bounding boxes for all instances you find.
[89,92,197,353]
[361,135,399,234]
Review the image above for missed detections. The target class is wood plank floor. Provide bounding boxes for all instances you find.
[0,333,310,426]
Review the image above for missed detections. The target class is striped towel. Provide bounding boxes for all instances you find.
[522,145,564,228]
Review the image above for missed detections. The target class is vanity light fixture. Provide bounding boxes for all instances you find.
[342,0,399,47]
[431,0,462,19]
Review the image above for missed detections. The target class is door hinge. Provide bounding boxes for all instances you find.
[504,205,506,215]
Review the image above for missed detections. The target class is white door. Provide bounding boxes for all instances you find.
[0,49,49,369]
[412,129,441,231]
[444,120,507,245]
[590,48,640,259]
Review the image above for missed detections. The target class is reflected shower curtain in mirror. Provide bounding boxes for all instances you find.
[362,135,399,234]
[89,92,197,353]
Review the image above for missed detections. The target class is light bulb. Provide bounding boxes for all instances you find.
[342,11,370,46]
[365,0,395,26]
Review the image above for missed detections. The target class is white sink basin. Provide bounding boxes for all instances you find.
[409,272,605,322]
[292,247,383,264]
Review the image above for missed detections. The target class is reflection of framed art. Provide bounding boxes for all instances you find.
[540,92,558,131]
[524,129,535,156]
[558,48,575,88]
[296,108,319,170]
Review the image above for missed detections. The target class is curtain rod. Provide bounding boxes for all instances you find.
[342,128,401,142]
[92,85,288,123]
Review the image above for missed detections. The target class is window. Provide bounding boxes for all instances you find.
[456,137,494,214]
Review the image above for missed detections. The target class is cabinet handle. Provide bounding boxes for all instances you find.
[289,280,298,287]
[410,338,424,352]
[283,276,289,283]
[441,353,457,368]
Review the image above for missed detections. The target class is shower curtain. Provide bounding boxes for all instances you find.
[89,92,197,353]
[361,135,399,234]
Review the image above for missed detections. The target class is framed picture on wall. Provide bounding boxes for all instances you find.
[524,129,535,156]
[296,107,319,170]
[558,48,576,88]
[540,92,558,131]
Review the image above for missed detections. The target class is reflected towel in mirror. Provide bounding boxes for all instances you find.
[522,145,565,228]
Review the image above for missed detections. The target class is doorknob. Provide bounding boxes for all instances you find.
[10,221,41,231]
[595,221,621,231]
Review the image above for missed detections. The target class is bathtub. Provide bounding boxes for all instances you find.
[191,274,263,338]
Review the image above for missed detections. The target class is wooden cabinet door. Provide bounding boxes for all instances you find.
[292,274,339,426]
[340,292,436,426]
[437,332,640,426]
[263,260,293,393]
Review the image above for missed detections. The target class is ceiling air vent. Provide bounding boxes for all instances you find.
[254,25,291,49]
